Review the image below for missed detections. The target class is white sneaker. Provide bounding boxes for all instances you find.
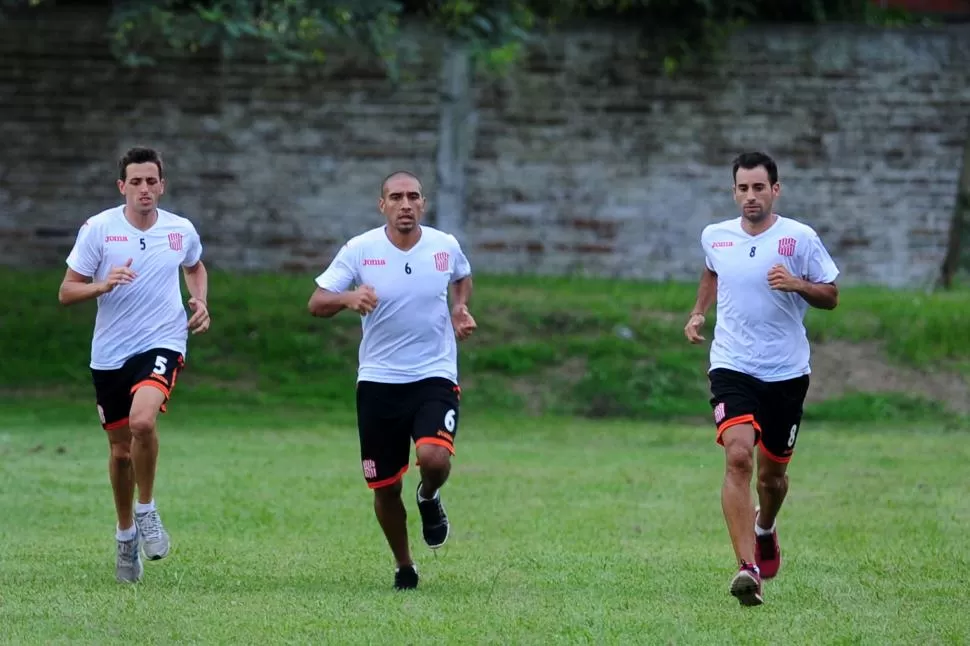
[135,508,171,560]
[116,531,144,583]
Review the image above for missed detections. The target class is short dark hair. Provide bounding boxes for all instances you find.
[380,170,422,197]
[119,147,164,182]
[732,151,778,185]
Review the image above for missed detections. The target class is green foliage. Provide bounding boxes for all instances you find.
[1,0,926,77]
[105,0,404,69]
[419,0,535,74]
[804,392,967,428]
[3,270,968,426]
[805,286,970,367]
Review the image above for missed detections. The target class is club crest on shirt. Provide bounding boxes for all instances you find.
[434,251,449,272]
[778,237,797,257]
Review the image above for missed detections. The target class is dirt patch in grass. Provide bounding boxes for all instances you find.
[808,340,970,414]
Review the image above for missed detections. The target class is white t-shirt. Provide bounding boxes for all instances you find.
[66,206,204,370]
[315,225,472,384]
[701,215,840,382]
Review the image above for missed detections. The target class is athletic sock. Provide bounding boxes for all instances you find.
[755,518,775,536]
[417,487,439,502]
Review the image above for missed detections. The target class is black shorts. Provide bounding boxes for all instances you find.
[356,377,461,489]
[90,348,185,430]
[708,368,810,463]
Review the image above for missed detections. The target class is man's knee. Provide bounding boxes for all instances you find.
[129,385,166,438]
[128,412,157,439]
[416,444,451,475]
[725,446,753,476]
[106,426,132,463]
[758,469,788,494]
[374,480,403,502]
[109,440,132,464]
[722,425,756,476]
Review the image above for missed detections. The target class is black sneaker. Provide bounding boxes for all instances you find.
[416,482,450,549]
[394,564,419,590]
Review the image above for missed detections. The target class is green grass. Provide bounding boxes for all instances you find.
[3,268,969,642]
[1,404,968,644]
[2,269,969,423]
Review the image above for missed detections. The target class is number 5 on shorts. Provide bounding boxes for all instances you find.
[153,355,168,375]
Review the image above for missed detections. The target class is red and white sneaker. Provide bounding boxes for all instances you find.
[754,507,782,579]
[730,562,764,606]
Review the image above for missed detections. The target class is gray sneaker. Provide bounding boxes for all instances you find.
[135,509,171,560]
[116,532,144,583]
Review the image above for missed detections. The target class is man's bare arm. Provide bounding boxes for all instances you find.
[793,280,839,310]
[684,267,717,344]
[58,268,106,305]
[182,261,208,305]
[308,288,350,318]
[767,264,839,310]
[690,267,717,316]
[449,276,473,309]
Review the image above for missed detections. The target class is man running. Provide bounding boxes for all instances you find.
[59,146,210,583]
[685,151,840,606]
[308,170,477,590]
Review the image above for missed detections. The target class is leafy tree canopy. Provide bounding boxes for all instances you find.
[0,0,918,76]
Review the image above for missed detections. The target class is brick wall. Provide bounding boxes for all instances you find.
[1,8,969,287]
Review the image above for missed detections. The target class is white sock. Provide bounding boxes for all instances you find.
[755,519,775,536]
[135,499,156,515]
[417,486,439,502]
[116,524,137,541]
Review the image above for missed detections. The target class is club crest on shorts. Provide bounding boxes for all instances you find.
[168,232,183,251]
[434,251,449,272]
[713,401,726,424]
[777,237,796,257]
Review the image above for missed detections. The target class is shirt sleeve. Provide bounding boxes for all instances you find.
[65,219,102,277]
[804,232,840,284]
[700,226,715,272]
[450,236,472,282]
[182,223,204,267]
[315,242,358,292]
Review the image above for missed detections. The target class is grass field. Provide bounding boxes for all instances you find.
[1,269,969,643]
[3,270,970,423]
[1,403,968,645]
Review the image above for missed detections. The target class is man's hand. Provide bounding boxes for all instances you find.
[345,285,378,315]
[187,297,210,334]
[684,313,706,344]
[452,304,477,341]
[767,264,802,292]
[99,258,136,294]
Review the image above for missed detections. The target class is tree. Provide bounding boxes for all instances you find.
[1,0,919,78]
[940,132,970,289]
[0,0,540,79]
